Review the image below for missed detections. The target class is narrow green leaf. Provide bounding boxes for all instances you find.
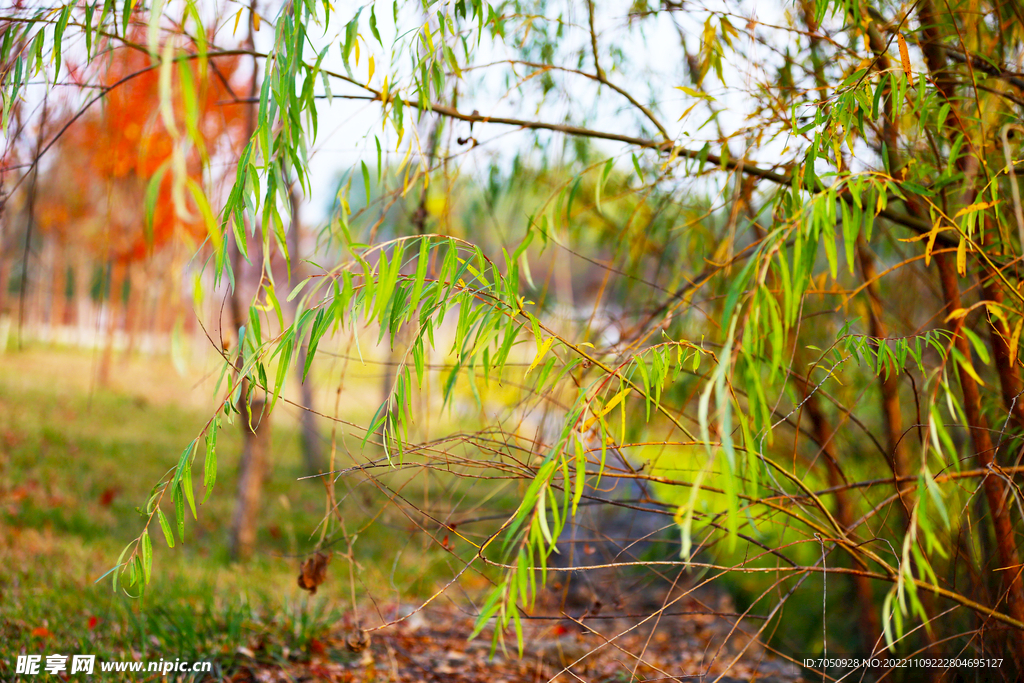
[53,5,72,75]
[361,160,372,207]
[157,508,175,548]
[111,543,131,593]
[369,5,382,45]
[141,531,152,584]
[174,482,185,543]
[202,423,217,504]
[631,153,644,182]
[303,307,328,380]
[407,237,431,318]
[143,164,170,249]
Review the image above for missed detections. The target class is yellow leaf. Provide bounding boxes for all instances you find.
[367,55,375,85]
[598,387,632,419]
[394,143,412,173]
[535,496,554,546]
[525,337,553,377]
[422,22,434,53]
[354,39,360,66]
[897,34,912,77]
[987,303,1009,329]
[582,387,633,432]
[1011,319,1023,363]
[674,85,714,101]
[956,236,966,275]
[660,144,681,172]
[944,307,969,322]
[959,358,986,387]
[924,220,943,266]
[232,7,243,35]
[954,201,998,218]
[677,101,701,122]
[252,10,260,31]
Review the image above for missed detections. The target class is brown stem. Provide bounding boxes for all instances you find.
[585,0,604,81]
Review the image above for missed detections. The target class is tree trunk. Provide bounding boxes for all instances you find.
[229,398,272,560]
[98,260,124,386]
[287,185,323,476]
[228,0,268,560]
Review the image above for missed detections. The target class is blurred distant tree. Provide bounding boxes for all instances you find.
[30,38,247,378]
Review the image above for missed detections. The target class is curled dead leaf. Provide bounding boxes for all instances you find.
[345,630,370,653]
[297,551,331,594]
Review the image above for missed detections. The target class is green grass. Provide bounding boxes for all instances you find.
[0,346,470,680]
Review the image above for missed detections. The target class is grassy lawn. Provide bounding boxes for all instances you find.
[0,346,477,681]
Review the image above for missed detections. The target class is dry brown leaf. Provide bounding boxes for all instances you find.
[297,551,331,594]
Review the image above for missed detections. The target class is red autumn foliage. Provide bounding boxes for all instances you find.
[37,34,249,263]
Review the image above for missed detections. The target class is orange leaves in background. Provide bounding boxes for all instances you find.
[38,34,249,262]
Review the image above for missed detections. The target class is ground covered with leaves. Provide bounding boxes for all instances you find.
[223,597,805,683]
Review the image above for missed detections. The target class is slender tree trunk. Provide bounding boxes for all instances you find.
[50,244,67,335]
[124,264,142,358]
[65,260,78,327]
[229,398,272,559]
[287,185,323,475]
[18,97,48,349]
[228,0,267,561]
[98,260,124,386]
[0,252,9,319]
